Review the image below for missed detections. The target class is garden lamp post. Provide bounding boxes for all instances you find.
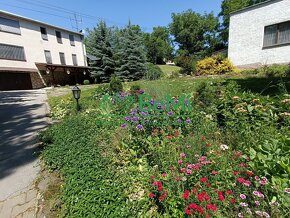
[72,86,81,111]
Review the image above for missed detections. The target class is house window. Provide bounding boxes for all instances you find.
[69,34,75,46]
[44,50,52,64]
[0,16,21,34]
[0,43,26,61]
[40,27,48,40]
[59,52,66,65]
[263,21,290,47]
[55,31,62,43]
[72,54,77,66]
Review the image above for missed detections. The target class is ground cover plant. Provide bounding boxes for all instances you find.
[42,75,290,217]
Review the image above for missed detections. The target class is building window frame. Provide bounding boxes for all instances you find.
[69,34,75,46]
[40,27,48,40]
[44,50,52,64]
[59,52,66,65]
[0,16,21,35]
[263,20,290,48]
[72,54,78,66]
[0,43,26,61]
[55,30,62,44]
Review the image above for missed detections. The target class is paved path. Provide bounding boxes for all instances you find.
[0,90,48,217]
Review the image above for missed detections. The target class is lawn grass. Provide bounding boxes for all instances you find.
[157,64,181,76]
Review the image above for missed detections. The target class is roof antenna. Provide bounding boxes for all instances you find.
[70,13,82,31]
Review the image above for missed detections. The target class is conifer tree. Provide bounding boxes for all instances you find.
[85,21,115,82]
[116,23,146,81]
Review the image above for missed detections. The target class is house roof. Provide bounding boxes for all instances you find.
[230,0,282,16]
[0,10,84,36]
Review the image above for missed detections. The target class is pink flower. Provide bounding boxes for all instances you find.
[243,180,252,186]
[240,194,246,200]
[148,192,155,198]
[255,201,260,206]
[260,180,268,185]
[180,153,186,158]
[211,171,218,175]
[240,202,248,207]
[255,176,260,181]
[262,212,270,218]
[284,188,290,194]
[238,213,244,218]
[180,168,186,173]
[186,169,192,175]
[161,173,167,177]
[255,211,263,217]
[178,160,183,165]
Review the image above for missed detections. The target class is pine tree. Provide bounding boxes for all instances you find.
[85,21,115,82]
[116,23,146,81]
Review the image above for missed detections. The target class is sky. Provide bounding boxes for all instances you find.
[0,0,222,33]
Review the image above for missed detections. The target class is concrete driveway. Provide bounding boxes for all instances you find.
[0,90,48,203]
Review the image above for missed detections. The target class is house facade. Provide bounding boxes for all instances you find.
[0,10,91,90]
[228,0,290,69]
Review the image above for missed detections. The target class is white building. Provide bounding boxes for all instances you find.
[228,0,290,69]
[0,10,90,90]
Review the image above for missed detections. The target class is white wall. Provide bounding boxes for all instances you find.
[228,0,290,67]
[0,15,86,70]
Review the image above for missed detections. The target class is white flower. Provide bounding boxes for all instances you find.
[220,144,229,151]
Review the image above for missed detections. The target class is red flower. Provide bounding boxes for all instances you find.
[200,177,208,183]
[192,188,198,194]
[159,191,167,201]
[247,171,254,176]
[158,186,163,191]
[237,177,245,183]
[207,204,217,211]
[206,143,211,147]
[206,183,211,187]
[195,184,201,188]
[148,192,155,198]
[231,198,236,204]
[185,208,191,215]
[183,190,190,200]
[166,135,173,139]
[233,171,239,176]
[176,177,181,181]
[239,163,247,167]
[198,193,205,202]
[218,193,225,201]
[226,190,232,195]
[188,203,204,214]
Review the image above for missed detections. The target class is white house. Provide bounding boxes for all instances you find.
[228,0,290,69]
[0,10,91,90]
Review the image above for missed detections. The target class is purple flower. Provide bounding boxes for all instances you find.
[240,194,246,200]
[124,116,131,122]
[136,124,144,130]
[177,118,182,124]
[131,116,138,122]
[174,99,178,104]
[141,111,147,116]
[167,111,174,116]
[130,109,137,115]
[120,123,127,128]
[186,119,191,124]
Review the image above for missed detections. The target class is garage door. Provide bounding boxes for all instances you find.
[0,72,32,90]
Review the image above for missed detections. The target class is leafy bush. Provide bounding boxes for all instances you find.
[259,64,290,77]
[169,70,180,79]
[109,75,123,93]
[83,80,90,85]
[144,63,164,80]
[195,55,236,75]
[174,55,197,75]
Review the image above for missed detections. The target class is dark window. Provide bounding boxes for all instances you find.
[72,54,77,66]
[55,31,62,43]
[69,34,75,46]
[59,52,66,65]
[0,43,26,61]
[264,21,290,47]
[40,27,48,40]
[44,50,52,64]
[0,16,21,34]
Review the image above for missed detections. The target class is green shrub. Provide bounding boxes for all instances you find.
[83,80,90,85]
[130,84,141,91]
[169,70,180,79]
[109,75,123,93]
[174,55,197,75]
[259,64,290,77]
[195,55,236,75]
[144,63,163,80]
